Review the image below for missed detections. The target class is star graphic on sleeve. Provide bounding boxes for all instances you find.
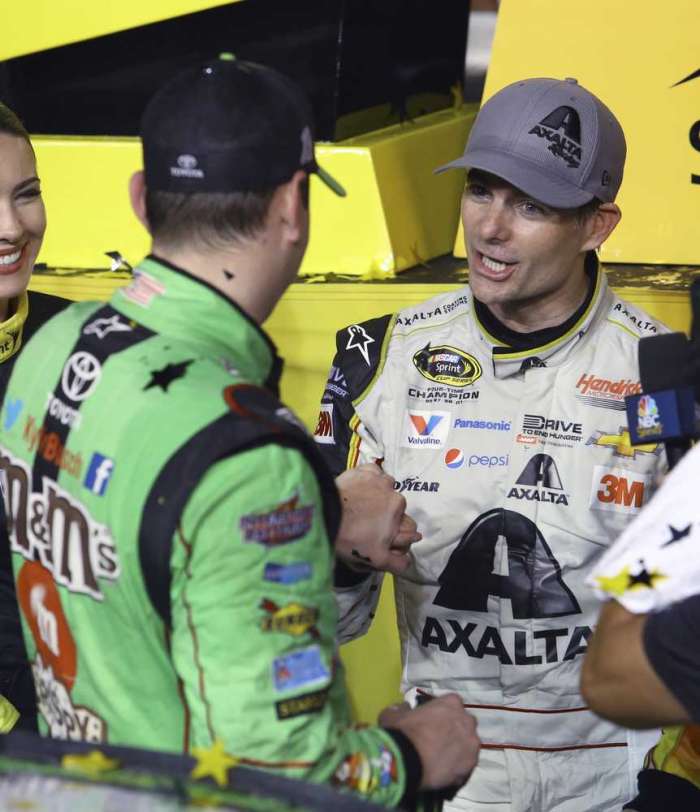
[595,567,631,597]
[627,560,667,591]
[661,524,692,547]
[346,324,374,365]
[143,360,193,392]
[190,738,240,787]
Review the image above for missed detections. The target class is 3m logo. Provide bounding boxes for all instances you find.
[402,411,450,449]
[313,403,334,445]
[590,465,649,514]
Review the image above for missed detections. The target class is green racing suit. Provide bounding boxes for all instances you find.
[0,256,420,806]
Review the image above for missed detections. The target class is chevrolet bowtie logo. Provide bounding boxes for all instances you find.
[586,428,658,458]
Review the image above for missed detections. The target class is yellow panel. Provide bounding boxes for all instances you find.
[454,0,700,265]
[32,106,475,278]
[28,270,693,722]
[1,0,240,61]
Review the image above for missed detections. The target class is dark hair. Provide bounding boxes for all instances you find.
[574,197,602,223]
[145,188,276,249]
[0,102,31,144]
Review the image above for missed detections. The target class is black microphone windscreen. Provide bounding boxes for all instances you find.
[638,332,691,393]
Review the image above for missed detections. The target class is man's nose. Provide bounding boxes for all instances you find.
[478,203,510,242]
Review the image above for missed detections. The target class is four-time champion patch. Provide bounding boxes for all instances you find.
[412,344,482,388]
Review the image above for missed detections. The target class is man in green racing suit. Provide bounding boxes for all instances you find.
[0,57,480,807]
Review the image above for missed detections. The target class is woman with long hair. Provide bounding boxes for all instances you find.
[0,101,68,731]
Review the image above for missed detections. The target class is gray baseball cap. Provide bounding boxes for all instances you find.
[436,77,626,208]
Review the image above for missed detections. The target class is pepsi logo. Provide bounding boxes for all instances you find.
[445,448,464,469]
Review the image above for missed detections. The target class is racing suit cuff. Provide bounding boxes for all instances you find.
[334,559,372,587]
[384,727,422,807]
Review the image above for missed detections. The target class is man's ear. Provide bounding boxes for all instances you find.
[129,170,151,233]
[273,170,309,246]
[582,203,622,251]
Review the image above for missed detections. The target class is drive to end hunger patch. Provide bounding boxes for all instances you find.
[272,645,330,693]
[412,344,482,388]
[240,494,314,546]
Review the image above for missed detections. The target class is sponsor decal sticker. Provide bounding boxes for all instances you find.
[454,417,511,432]
[83,314,133,339]
[313,403,334,445]
[0,446,120,601]
[408,385,479,405]
[260,599,319,638]
[61,352,101,402]
[323,365,349,400]
[412,343,482,387]
[83,453,115,496]
[401,410,450,449]
[394,476,440,493]
[3,397,22,431]
[345,324,375,365]
[333,748,398,794]
[586,428,659,459]
[24,415,83,478]
[444,448,464,468]
[263,562,312,585]
[575,372,641,411]
[272,645,330,693]
[508,454,569,506]
[275,687,329,720]
[590,465,650,514]
[240,495,314,546]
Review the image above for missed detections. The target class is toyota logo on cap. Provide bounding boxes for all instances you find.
[177,154,198,169]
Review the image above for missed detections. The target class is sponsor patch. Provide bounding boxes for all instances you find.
[528,106,582,168]
[445,448,464,468]
[590,465,650,514]
[260,599,319,638]
[333,747,398,794]
[24,415,83,478]
[586,428,659,459]
[272,645,329,693]
[412,344,482,387]
[240,495,314,546]
[313,403,335,445]
[83,314,134,339]
[394,476,440,493]
[575,372,641,411]
[275,687,329,720]
[61,352,101,402]
[45,393,82,429]
[263,562,312,585]
[323,366,349,400]
[612,302,657,334]
[467,453,509,468]
[521,414,582,445]
[454,418,511,432]
[409,385,480,405]
[3,397,22,431]
[345,324,375,365]
[83,453,115,496]
[401,410,450,449]
[508,454,569,506]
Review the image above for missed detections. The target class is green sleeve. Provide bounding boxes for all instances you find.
[169,443,413,806]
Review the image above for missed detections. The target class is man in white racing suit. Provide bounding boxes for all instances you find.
[314,77,668,811]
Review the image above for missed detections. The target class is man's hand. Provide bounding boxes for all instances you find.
[379,695,479,790]
[335,464,421,575]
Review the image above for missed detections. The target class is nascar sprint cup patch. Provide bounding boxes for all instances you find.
[412,344,482,388]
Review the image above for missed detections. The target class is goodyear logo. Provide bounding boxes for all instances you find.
[412,344,482,388]
[260,599,319,638]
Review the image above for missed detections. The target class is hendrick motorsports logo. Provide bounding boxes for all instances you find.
[412,344,482,388]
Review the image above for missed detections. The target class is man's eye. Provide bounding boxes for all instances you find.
[521,200,546,216]
[17,187,41,201]
[466,184,488,198]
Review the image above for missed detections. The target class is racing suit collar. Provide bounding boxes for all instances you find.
[474,252,607,379]
[117,255,283,394]
[0,291,28,364]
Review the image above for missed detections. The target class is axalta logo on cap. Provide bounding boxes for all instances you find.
[170,154,204,179]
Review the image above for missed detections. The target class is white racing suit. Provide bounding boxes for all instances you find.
[315,266,666,811]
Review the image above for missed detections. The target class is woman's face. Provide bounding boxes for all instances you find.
[0,133,46,313]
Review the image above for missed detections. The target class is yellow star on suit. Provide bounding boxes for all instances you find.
[191,738,240,787]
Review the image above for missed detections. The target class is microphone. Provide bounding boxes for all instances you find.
[625,332,695,468]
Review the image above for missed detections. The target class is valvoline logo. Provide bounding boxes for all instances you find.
[402,410,451,449]
[410,414,443,436]
[445,448,464,468]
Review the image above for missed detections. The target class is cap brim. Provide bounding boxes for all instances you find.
[316,164,346,197]
[434,149,594,209]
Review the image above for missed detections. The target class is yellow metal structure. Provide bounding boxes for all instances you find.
[29,269,693,723]
[454,0,700,266]
[0,0,239,60]
[34,105,475,278]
